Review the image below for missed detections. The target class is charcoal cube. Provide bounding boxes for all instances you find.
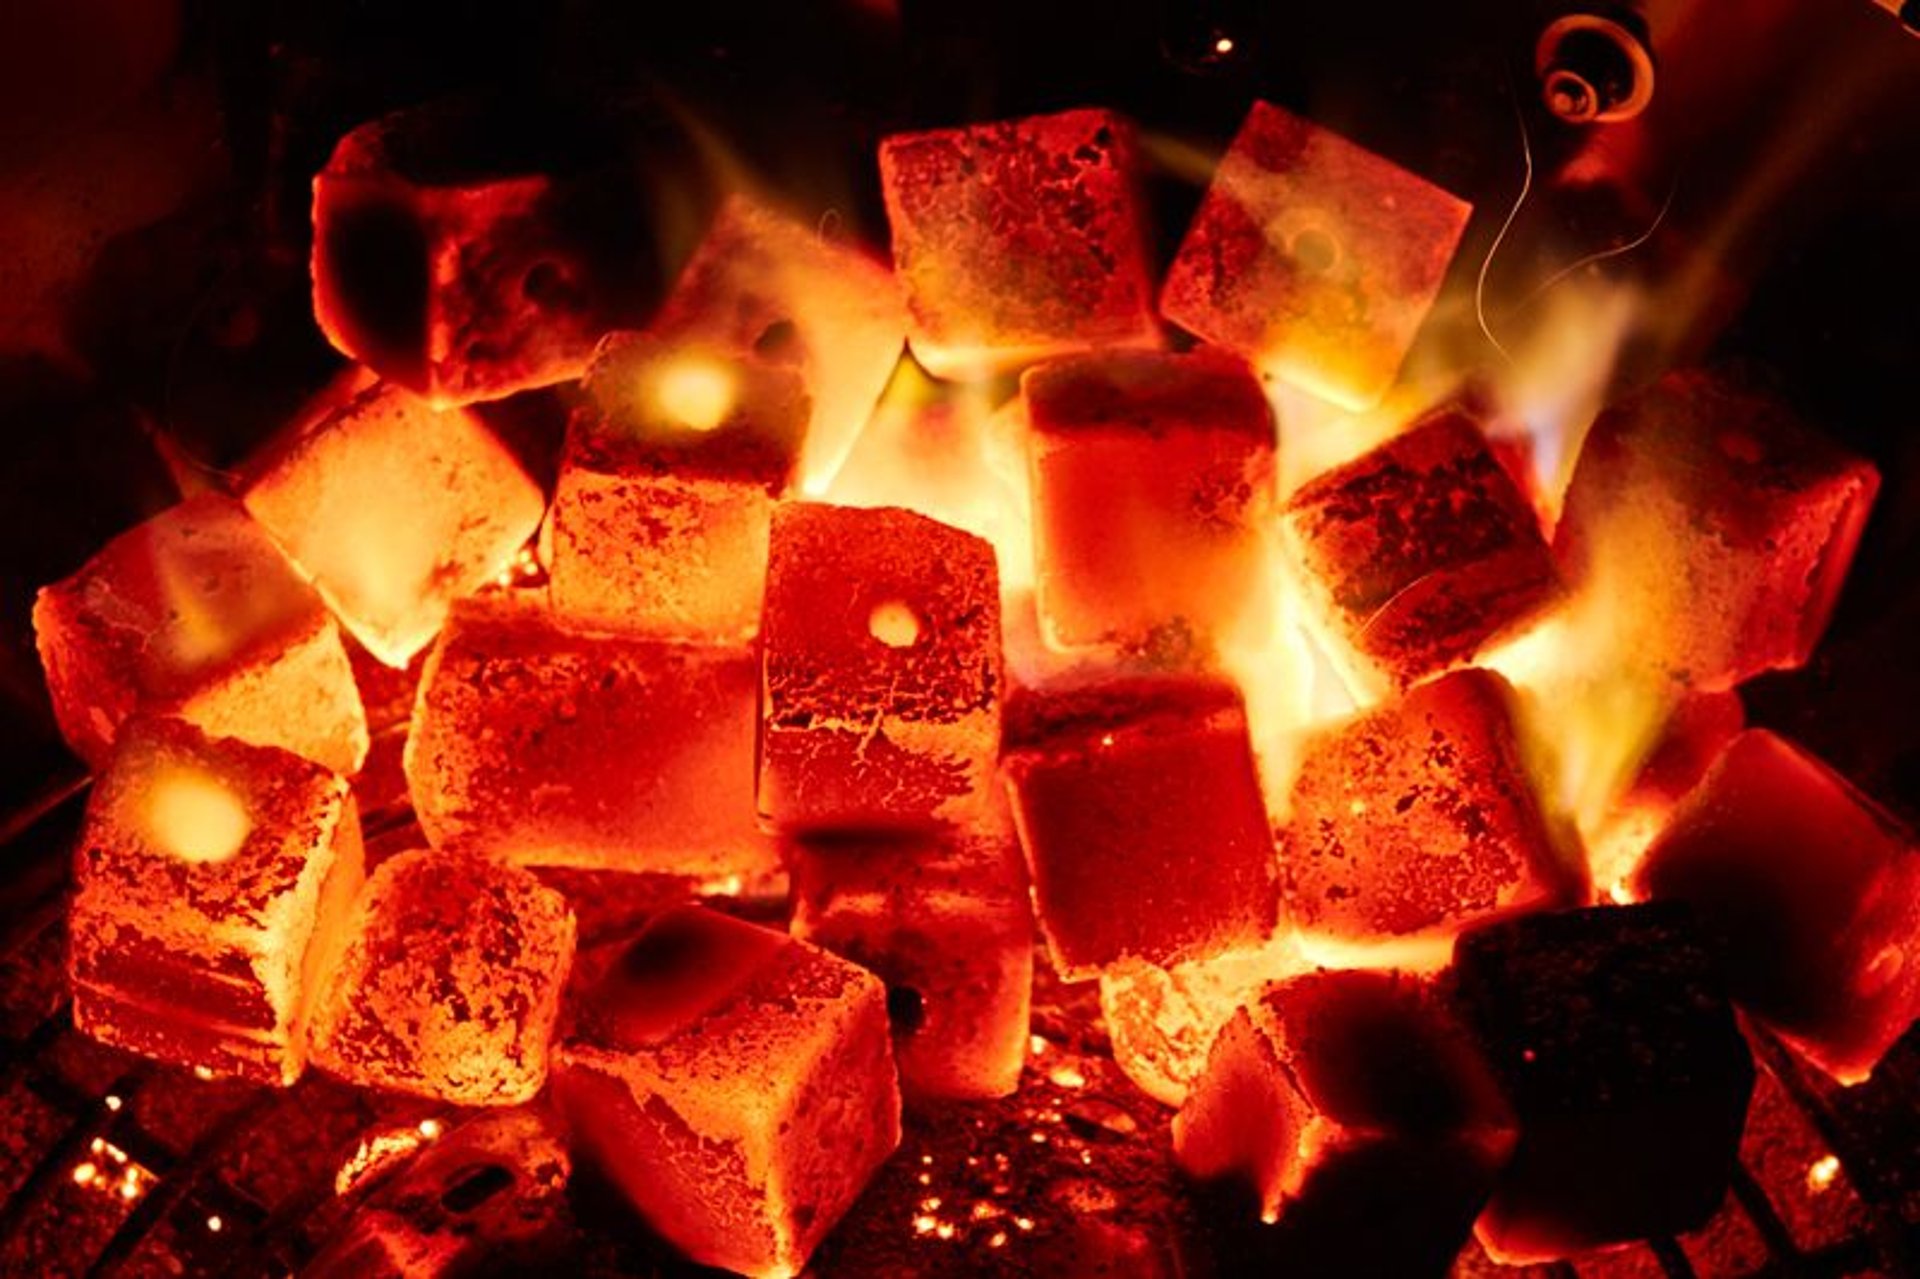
[1023,348,1279,657]
[547,334,809,639]
[241,380,545,666]
[311,101,649,406]
[1281,408,1558,692]
[1002,676,1279,979]
[879,107,1158,378]
[1160,100,1472,410]
[1283,668,1580,958]
[308,849,576,1105]
[1173,969,1515,1275]
[787,813,1032,1100]
[69,717,364,1085]
[652,192,904,488]
[34,495,369,775]
[1634,731,1920,1085]
[1555,371,1878,690]
[553,905,901,1278]
[1100,935,1306,1107]
[1453,904,1755,1262]
[759,503,1002,831]
[407,598,775,878]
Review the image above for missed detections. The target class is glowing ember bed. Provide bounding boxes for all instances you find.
[3,4,1920,1277]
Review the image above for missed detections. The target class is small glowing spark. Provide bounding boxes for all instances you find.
[72,1162,97,1185]
[1808,1155,1841,1192]
[1047,1064,1087,1089]
[989,1231,1008,1248]
[912,1215,938,1236]
[193,1065,215,1082]
[104,1095,122,1112]
[1098,733,1115,749]
[935,1222,956,1241]
[920,1196,942,1212]
[1015,1216,1035,1232]
[418,1118,443,1139]
[206,1215,223,1233]
[1214,35,1234,54]
[1029,1035,1049,1055]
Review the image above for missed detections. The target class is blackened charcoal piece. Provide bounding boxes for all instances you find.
[312,98,671,406]
[1452,903,1755,1262]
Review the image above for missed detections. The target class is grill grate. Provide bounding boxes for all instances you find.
[4,785,1917,1278]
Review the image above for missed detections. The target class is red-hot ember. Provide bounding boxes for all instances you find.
[1555,370,1879,691]
[1282,407,1560,694]
[69,716,363,1086]
[548,333,809,640]
[758,502,1003,832]
[1160,100,1473,410]
[307,848,576,1105]
[880,108,1159,378]
[1283,667,1584,964]
[34,495,369,776]
[1002,676,1279,979]
[1635,730,1920,1085]
[407,597,774,878]
[1023,347,1279,659]
[787,806,1033,1101]
[553,906,901,1278]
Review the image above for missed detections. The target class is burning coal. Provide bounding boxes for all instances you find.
[29,84,1914,1279]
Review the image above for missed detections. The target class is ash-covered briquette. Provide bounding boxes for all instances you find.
[553,905,901,1279]
[307,849,575,1106]
[651,191,905,486]
[33,495,369,777]
[786,805,1034,1101]
[1281,407,1560,692]
[1635,730,1920,1086]
[1452,902,1756,1263]
[1160,99,1473,411]
[879,107,1159,378]
[759,502,1003,833]
[1556,369,1879,691]
[1022,347,1279,660]
[1173,968,1516,1275]
[69,716,364,1086]
[547,333,810,640]
[406,596,775,878]
[1002,676,1280,980]
[1283,667,1584,953]
[240,379,546,668]
[311,100,656,407]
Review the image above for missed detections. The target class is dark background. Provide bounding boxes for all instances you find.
[2,0,1917,824]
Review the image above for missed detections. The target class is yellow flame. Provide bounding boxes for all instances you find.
[147,768,251,864]
[822,359,1034,599]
